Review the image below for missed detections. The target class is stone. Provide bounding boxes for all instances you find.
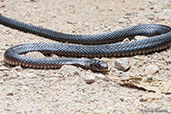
[139,7,145,10]
[143,75,153,82]
[146,14,155,20]
[122,38,130,42]
[84,73,96,84]
[95,74,106,80]
[0,66,8,71]
[145,65,159,75]
[165,57,171,63]
[12,66,23,71]
[118,18,127,23]
[31,0,38,2]
[7,92,14,96]
[94,27,100,30]
[115,58,130,71]
[57,65,80,77]
[25,73,36,78]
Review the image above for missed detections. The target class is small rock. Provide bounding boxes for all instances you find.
[31,0,38,2]
[118,73,130,80]
[95,74,106,80]
[120,98,124,102]
[67,21,77,25]
[25,73,36,78]
[7,92,14,96]
[139,98,148,102]
[115,58,130,71]
[118,18,127,23]
[1,4,5,8]
[165,57,171,63]
[85,74,95,84]
[168,108,171,113]
[143,75,153,82]
[0,80,3,85]
[8,72,18,79]
[83,72,96,84]
[123,16,129,19]
[0,66,8,71]
[125,13,132,16]
[149,6,154,10]
[122,38,130,42]
[145,65,159,75]
[12,66,23,71]
[146,14,155,20]
[57,65,80,77]
[139,7,145,10]
[94,27,100,30]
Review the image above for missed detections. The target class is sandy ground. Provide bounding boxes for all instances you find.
[0,0,171,113]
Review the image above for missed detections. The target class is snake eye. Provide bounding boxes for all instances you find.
[89,59,108,72]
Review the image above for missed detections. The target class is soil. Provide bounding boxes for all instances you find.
[0,0,171,113]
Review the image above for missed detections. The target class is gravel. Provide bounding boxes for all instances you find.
[115,58,131,71]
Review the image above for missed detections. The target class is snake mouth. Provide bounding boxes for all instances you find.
[89,68,109,73]
[86,59,109,72]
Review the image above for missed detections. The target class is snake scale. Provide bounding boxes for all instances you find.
[0,13,171,72]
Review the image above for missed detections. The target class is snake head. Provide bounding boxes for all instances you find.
[87,59,108,72]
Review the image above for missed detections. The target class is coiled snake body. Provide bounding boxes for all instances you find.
[0,14,171,72]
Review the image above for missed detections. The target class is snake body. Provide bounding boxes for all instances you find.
[0,14,171,72]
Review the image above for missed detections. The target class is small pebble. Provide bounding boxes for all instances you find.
[139,98,148,102]
[115,58,130,71]
[145,65,159,75]
[146,14,155,20]
[120,98,124,102]
[25,73,36,78]
[139,7,145,10]
[85,73,96,84]
[94,27,100,30]
[118,73,130,80]
[12,66,23,71]
[58,65,80,77]
[125,13,132,16]
[165,58,171,63]
[122,38,130,42]
[143,75,153,82]
[1,5,5,8]
[31,0,37,2]
[7,92,14,96]
[95,74,106,80]
[118,18,127,23]
[0,66,8,71]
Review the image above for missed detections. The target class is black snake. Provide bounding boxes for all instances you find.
[0,13,171,72]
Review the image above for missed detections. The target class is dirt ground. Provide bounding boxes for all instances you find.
[0,0,171,113]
